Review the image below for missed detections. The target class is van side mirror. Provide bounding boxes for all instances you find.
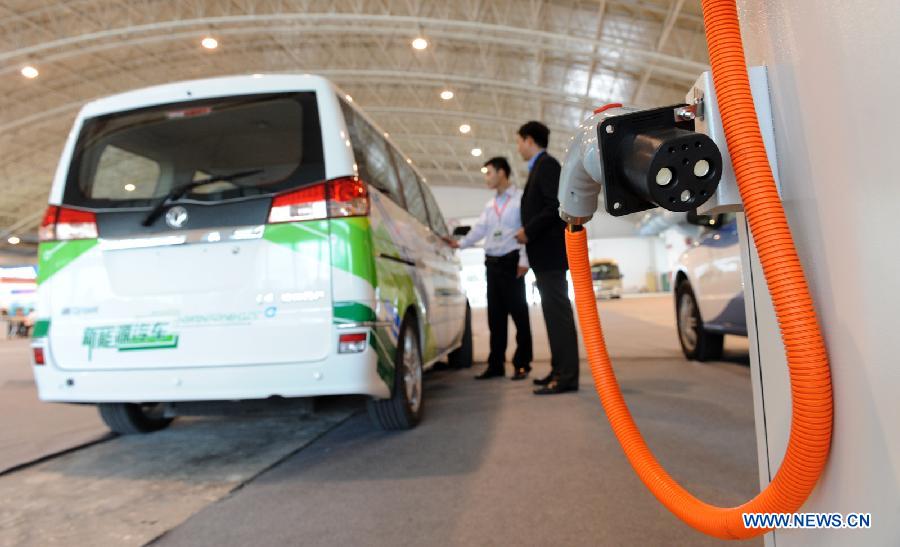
[452,226,471,237]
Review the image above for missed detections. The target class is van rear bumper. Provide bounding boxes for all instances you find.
[32,348,391,403]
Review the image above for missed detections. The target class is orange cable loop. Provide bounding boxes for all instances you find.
[566,0,832,539]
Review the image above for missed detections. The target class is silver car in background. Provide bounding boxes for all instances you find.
[672,213,747,361]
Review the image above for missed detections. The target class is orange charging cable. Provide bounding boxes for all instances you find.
[566,0,833,539]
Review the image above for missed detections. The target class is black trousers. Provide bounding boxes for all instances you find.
[534,270,580,387]
[485,251,532,372]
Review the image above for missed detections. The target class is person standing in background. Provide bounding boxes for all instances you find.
[446,157,533,381]
[515,121,580,395]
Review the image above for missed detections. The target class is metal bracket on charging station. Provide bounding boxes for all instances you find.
[688,66,780,215]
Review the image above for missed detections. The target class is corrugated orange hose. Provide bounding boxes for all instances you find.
[565,0,833,540]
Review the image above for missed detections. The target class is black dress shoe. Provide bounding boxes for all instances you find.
[475,368,504,380]
[532,372,555,386]
[533,380,579,395]
[510,367,531,381]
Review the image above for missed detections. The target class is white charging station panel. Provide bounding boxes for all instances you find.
[688,66,780,215]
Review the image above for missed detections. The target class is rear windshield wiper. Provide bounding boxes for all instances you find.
[142,169,263,226]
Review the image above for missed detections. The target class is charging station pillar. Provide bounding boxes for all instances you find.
[695,2,900,544]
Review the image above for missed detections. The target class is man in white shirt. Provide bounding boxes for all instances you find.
[447,157,533,380]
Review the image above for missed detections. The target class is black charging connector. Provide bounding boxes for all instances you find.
[597,105,722,216]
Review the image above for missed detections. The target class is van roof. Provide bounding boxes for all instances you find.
[79,74,340,119]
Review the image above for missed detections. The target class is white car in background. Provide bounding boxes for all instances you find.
[673,213,747,361]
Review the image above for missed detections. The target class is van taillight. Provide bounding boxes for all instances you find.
[267,177,369,224]
[338,332,368,353]
[327,177,369,218]
[268,184,328,223]
[39,206,99,242]
[33,347,45,365]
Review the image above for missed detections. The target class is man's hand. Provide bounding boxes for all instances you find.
[516,266,529,278]
[515,228,528,244]
[442,236,460,249]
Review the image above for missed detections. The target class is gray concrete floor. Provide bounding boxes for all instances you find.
[0,296,760,546]
[0,337,108,473]
[155,297,760,546]
[0,406,356,547]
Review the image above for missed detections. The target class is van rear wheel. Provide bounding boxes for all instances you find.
[98,403,173,435]
[448,302,473,369]
[367,313,423,430]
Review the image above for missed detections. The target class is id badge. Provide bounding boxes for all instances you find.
[492,229,504,239]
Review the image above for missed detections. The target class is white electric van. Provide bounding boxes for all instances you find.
[30,74,472,433]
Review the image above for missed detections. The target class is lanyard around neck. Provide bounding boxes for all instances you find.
[493,191,513,221]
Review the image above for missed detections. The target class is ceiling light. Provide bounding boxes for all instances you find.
[124,184,136,192]
[201,37,218,50]
[383,132,390,138]
[406,158,413,164]
[440,90,454,101]
[459,124,471,134]
[7,236,21,245]
[412,37,428,50]
[345,94,353,103]
[480,167,488,174]
[471,148,482,157]
[20,66,39,79]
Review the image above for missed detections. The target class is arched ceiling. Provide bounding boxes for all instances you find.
[0,0,708,245]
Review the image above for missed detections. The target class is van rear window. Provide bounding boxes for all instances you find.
[64,92,325,208]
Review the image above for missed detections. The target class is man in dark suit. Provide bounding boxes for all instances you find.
[515,121,580,395]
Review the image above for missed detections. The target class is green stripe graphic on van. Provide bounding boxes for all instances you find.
[32,319,50,338]
[369,331,395,387]
[263,218,376,286]
[333,302,376,323]
[263,220,330,250]
[37,240,98,284]
[329,217,376,285]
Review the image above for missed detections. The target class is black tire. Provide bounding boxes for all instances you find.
[447,302,473,369]
[98,403,173,435]
[367,313,423,430]
[675,281,724,362]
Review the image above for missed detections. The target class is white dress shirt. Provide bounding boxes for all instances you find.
[458,185,529,268]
